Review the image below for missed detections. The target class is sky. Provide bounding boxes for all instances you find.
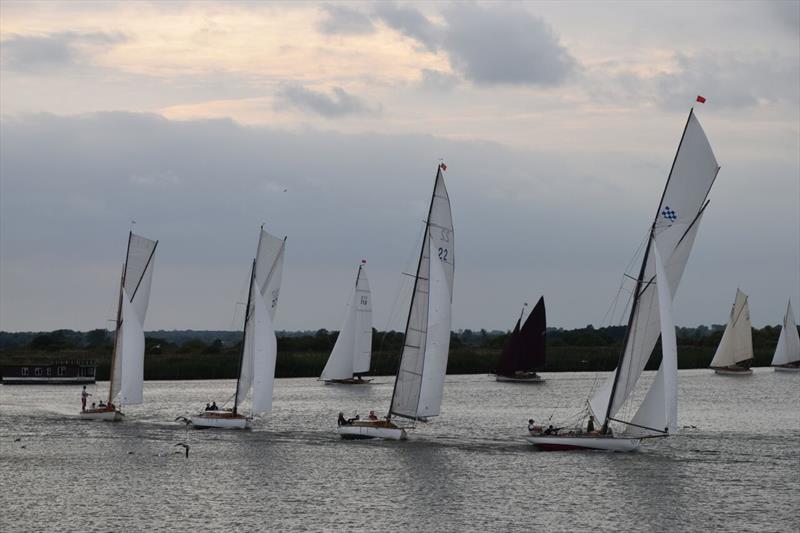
[0,1,798,333]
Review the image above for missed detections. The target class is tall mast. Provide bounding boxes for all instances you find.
[601,109,694,433]
[388,165,442,419]
[233,259,256,415]
[108,231,133,405]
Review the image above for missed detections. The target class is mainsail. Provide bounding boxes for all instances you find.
[709,289,753,369]
[234,228,285,415]
[390,165,454,421]
[321,263,373,380]
[590,109,719,429]
[497,297,546,376]
[109,232,158,406]
[771,301,800,367]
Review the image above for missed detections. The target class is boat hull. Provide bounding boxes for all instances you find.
[712,367,753,375]
[337,421,407,440]
[773,365,800,372]
[80,408,123,421]
[324,378,373,385]
[190,412,251,429]
[526,434,641,452]
[496,373,545,383]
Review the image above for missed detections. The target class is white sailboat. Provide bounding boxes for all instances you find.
[528,108,719,451]
[321,261,373,385]
[771,300,800,372]
[81,231,158,421]
[709,289,753,375]
[190,227,285,429]
[337,163,454,440]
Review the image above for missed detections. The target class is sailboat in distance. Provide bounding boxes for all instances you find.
[709,289,753,375]
[527,108,719,451]
[321,261,373,385]
[81,231,158,421]
[771,300,800,372]
[337,163,454,440]
[190,226,285,429]
[496,297,546,383]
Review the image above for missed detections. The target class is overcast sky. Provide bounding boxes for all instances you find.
[1,1,798,333]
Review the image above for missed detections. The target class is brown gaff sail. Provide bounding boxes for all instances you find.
[497,297,546,376]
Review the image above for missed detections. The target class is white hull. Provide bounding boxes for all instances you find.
[337,422,407,440]
[190,412,251,429]
[80,409,123,421]
[774,365,800,373]
[526,434,641,452]
[712,367,753,375]
[495,374,545,383]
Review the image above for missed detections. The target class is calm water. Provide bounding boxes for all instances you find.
[1,369,798,532]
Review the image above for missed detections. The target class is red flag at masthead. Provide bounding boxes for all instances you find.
[696,95,706,103]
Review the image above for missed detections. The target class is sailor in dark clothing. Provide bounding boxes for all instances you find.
[337,412,347,426]
[587,416,595,433]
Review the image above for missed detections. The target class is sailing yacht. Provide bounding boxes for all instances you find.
[337,163,454,440]
[190,227,285,429]
[527,108,720,451]
[321,261,373,384]
[495,297,546,383]
[709,289,753,375]
[81,231,158,421]
[771,301,800,372]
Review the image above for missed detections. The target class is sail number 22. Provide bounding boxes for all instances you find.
[437,247,449,262]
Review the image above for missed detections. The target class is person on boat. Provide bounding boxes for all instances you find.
[355,375,364,382]
[346,413,360,424]
[368,410,379,421]
[337,412,348,426]
[527,419,542,434]
[204,403,211,411]
[210,401,218,411]
[91,402,96,409]
[587,415,595,433]
[544,425,559,435]
[81,386,91,412]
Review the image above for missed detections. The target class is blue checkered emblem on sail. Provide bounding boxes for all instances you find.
[661,206,677,222]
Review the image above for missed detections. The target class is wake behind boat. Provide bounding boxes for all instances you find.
[528,107,720,452]
[336,163,454,441]
[190,226,285,429]
[321,261,373,385]
[771,300,800,372]
[709,289,753,375]
[495,297,546,383]
[81,231,157,421]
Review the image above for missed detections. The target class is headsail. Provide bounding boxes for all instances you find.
[390,166,454,420]
[109,232,157,405]
[590,110,719,427]
[321,264,373,380]
[771,301,800,367]
[709,289,753,368]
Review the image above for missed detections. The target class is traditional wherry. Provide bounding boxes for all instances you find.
[771,301,800,372]
[190,227,285,429]
[528,107,720,452]
[81,231,158,421]
[709,289,753,375]
[321,261,373,385]
[495,297,546,383]
[337,163,454,440]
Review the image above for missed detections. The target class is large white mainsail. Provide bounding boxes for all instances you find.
[235,228,285,415]
[709,289,753,369]
[321,263,373,380]
[109,232,157,406]
[390,165,454,421]
[590,109,719,428]
[771,301,800,367]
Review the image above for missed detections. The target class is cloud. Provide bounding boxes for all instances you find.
[374,2,440,51]
[317,4,375,35]
[0,31,126,72]
[767,0,800,35]
[273,84,378,118]
[418,68,459,91]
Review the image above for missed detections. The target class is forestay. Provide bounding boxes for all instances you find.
[110,232,157,405]
[709,289,753,368]
[772,301,800,366]
[590,110,719,427]
[390,167,454,420]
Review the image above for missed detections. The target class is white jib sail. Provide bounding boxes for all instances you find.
[114,288,146,405]
[254,229,285,320]
[321,265,372,380]
[250,280,277,414]
[629,242,678,435]
[709,289,753,368]
[590,111,718,426]
[391,168,454,419]
[772,301,800,366]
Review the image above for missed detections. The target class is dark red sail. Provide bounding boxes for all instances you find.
[496,297,546,375]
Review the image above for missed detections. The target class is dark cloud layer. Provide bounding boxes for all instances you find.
[274,85,378,118]
[374,2,440,51]
[0,31,126,72]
